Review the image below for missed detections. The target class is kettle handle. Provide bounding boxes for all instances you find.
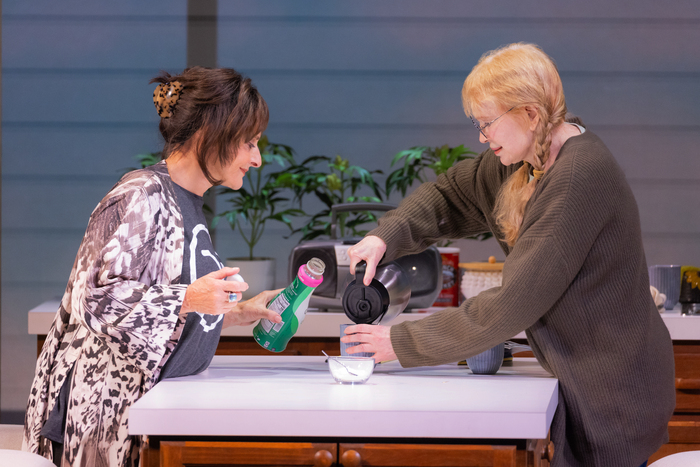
[354,260,367,284]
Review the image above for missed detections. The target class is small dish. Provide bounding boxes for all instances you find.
[327,356,375,384]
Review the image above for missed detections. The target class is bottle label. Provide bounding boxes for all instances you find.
[268,293,290,315]
[252,274,319,352]
[260,317,285,334]
[259,293,291,333]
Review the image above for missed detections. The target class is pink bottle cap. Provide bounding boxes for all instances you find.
[298,265,323,287]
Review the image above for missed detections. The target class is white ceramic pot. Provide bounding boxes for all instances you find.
[225,258,276,301]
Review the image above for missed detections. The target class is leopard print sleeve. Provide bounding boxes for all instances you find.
[71,175,186,381]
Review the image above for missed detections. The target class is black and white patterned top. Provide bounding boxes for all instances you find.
[24,161,191,466]
[158,183,224,380]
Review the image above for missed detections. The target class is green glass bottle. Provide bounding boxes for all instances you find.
[253,258,325,352]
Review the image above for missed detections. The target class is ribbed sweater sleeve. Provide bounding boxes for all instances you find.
[373,149,516,262]
[391,234,571,366]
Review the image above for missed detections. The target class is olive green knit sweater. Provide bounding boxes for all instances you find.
[370,130,675,467]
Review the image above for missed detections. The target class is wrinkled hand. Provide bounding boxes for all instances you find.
[181,267,248,316]
[341,324,397,363]
[224,288,284,328]
[347,235,387,286]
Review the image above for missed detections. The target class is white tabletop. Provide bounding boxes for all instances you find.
[28,300,700,340]
[129,355,557,440]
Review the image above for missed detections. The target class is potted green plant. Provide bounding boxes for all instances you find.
[385,144,491,242]
[213,136,304,298]
[284,154,385,241]
[385,144,475,195]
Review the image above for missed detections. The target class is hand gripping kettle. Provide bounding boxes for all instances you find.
[342,261,412,324]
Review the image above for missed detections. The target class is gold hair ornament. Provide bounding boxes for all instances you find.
[153,81,184,118]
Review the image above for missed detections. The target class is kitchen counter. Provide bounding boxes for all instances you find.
[29,300,523,338]
[27,302,700,465]
[129,355,558,440]
[28,300,700,340]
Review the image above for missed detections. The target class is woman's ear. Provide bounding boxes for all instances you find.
[525,106,540,131]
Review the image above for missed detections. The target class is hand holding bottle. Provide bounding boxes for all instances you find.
[253,258,325,352]
[224,288,284,328]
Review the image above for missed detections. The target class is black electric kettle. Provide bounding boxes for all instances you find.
[342,260,412,324]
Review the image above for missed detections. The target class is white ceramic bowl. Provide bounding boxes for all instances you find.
[327,356,375,384]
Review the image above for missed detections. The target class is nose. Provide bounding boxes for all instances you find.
[479,131,488,144]
[250,147,261,168]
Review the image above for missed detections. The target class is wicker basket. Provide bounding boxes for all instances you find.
[459,256,503,302]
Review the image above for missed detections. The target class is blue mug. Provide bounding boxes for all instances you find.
[466,343,505,375]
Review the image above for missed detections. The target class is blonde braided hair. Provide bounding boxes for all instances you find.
[462,43,567,246]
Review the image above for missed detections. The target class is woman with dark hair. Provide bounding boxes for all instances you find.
[343,43,674,466]
[22,67,282,467]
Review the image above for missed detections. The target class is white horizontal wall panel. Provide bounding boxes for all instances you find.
[254,74,699,126]
[2,126,162,176]
[643,234,700,266]
[1,230,86,283]
[3,16,186,69]
[2,234,82,282]
[563,74,700,126]
[592,128,700,181]
[218,0,700,20]
[216,19,700,73]
[6,71,698,127]
[2,179,118,229]
[3,72,163,123]
[632,184,700,234]
[5,0,187,16]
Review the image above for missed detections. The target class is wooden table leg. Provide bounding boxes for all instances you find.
[523,437,553,466]
[140,436,161,467]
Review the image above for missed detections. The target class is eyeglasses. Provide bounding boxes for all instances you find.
[469,106,515,139]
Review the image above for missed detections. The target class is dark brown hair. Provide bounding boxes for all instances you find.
[150,66,269,185]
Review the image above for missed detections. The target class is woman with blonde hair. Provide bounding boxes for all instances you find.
[344,43,674,466]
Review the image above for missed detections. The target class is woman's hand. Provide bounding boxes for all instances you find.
[181,267,248,316]
[347,235,387,285]
[341,324,397,363]
[224,288,284,328]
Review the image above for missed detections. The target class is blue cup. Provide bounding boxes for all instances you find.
[649,265,682,310]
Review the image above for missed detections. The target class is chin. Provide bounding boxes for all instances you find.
[223,180,243,191]
[499,155,522,167]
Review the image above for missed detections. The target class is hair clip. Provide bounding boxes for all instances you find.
[153,81,184,118]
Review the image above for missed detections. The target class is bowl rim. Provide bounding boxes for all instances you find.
[328,356,375,362]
